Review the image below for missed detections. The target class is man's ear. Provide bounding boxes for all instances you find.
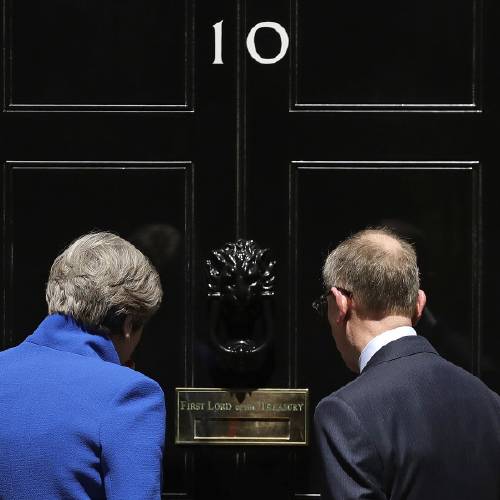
[331,287,349,323]
[412,289,427,326]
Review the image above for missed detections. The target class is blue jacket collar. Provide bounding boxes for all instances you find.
[25,314,121,365]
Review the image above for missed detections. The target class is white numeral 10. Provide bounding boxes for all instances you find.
[213,20,289,65]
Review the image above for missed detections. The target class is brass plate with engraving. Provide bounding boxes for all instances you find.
[175,388,308,445]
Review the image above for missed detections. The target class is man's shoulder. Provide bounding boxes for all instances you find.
[315,378,365,419]
[434,356,500,405]
[317,349,500,419]
[319,367,383,406]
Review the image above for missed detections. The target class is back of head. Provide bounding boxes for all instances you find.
[46,232,163,332]
[323,227,419,318]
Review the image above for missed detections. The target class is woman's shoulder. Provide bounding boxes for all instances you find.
[97,361,164,399]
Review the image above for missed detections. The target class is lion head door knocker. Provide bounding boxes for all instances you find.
[206,239,276,376]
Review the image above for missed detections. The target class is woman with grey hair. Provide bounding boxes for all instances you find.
[0,232,166,499]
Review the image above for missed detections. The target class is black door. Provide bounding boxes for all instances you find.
[2,1,498,498]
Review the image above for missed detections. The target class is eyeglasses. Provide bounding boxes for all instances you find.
[311,287,352,317]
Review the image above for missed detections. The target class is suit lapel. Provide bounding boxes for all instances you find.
[363,335,439,372]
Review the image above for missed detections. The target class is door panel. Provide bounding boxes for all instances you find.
[290,162,481,495]
[7,0,192,109]
[3,162,194,496]
[292,0,479,108]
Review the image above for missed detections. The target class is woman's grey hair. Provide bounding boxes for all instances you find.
[323,227,420,317]
[46,232,163,332]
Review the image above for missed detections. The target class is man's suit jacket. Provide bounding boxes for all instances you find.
[0,314,166,500]
[314,335,500,500]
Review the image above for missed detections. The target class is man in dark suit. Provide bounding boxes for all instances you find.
[313,227,500,500]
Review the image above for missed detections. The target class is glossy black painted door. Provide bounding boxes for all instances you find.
[1,1,498,499]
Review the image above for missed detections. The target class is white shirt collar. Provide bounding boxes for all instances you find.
[358,325,417,373]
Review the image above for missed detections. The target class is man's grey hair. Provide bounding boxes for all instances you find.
[323,227,420,317]
[46,232,163,332]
